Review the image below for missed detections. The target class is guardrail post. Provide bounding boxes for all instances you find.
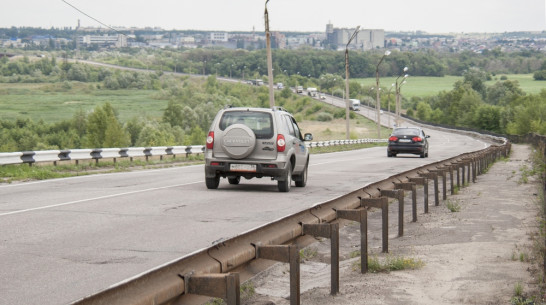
[461,161,466,186]
[394,182,417,222]
[448,165,455,195]
[409,177,429,213]
[380,189,404,237]
[302,223,340,295]
[430,169,447,201]
[183,273,240,305]
[419,172,439,206]
[255,244,300,305]
[336,208,367,273]
[360,197,389,253]
[465,159,471,184]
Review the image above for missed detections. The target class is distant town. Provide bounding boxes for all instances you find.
[1,22,545,53]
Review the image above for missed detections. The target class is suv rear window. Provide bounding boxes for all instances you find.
[219,111,274,139]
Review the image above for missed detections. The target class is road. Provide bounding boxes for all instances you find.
[0,123,489,305]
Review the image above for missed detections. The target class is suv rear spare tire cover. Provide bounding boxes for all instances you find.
[221,124,257,159]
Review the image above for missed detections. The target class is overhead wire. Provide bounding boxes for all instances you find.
[61,0,126,36]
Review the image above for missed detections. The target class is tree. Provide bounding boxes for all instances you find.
[416,101,432,121]
[533,70,546,81]
[462,67,487,98]
[485,80,525,106]
[162,100,184,128]
[86,103,129,148]
[506,90,546,135]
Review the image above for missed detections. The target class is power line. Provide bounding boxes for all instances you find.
[61,0,125,36]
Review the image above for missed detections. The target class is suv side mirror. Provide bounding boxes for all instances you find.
[304,133,313,141]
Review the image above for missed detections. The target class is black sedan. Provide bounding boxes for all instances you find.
[387,127,430,158]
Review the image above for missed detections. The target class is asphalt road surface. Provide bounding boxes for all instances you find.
[0,121,490,305]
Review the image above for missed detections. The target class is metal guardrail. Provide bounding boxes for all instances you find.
[71,136,511,305]
[0,139,387,166]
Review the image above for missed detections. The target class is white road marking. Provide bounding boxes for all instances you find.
[0,181,202,217]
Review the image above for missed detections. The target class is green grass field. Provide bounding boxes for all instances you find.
[1,74,543,124]
[0,82,168,123]
[355,74,544,98]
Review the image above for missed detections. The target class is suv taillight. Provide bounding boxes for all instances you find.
[206,131,214,149]
[388,136,398,142]
[277,134,286,152]
[412,136,422,142]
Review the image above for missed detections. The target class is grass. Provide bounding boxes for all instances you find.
[353,254,425,273]
[299,247,318,261]
[203,282,255,305]
[510,282,537,305]
[299,115,393,141]
[446,200,461,212]
[0,82,166,123]
[355,74,543,98]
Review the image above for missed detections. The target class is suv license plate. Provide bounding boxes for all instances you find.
[230,164,256,172]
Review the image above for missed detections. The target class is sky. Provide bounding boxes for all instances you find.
[1,0,545,34]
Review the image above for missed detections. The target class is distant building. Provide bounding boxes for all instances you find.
[210,32,228,42]
[78,34,127,48]
[326,23,385,50]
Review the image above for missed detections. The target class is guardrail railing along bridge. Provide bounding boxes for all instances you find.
[68,136,510,305]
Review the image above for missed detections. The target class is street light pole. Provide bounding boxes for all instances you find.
[387,83,395,128]
[264,0,275,107]
[395,67,409,127]
[345,26,360,140]
[375,50,391,139]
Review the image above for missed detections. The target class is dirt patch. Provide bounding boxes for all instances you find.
[243,144,543,304]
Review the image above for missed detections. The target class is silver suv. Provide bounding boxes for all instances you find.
[205,106,313,192]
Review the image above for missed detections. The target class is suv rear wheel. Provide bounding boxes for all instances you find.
[206,176,220,189]
[277,161,292,192]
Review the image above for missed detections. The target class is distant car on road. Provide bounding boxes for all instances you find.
[319,92,326,99]
[387,127,430,158]
[296,86,303,93]
[276,83,284,89]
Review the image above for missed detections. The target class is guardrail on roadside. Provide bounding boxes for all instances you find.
[71,136,510,305]
[0,139,387,166]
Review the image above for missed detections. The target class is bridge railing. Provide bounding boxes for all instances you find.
[0,139,388,166]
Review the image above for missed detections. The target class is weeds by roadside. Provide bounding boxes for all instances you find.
[446,199,461,212]
[299,247,318,261]
[352,254,425,273]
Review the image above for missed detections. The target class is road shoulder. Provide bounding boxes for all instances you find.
[244,144,542,305]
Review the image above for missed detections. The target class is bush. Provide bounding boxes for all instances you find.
[316,112,333,121]
[533,70,546,80]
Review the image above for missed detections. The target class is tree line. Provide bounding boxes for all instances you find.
[92,47,545,80]
[405,68,545,135]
